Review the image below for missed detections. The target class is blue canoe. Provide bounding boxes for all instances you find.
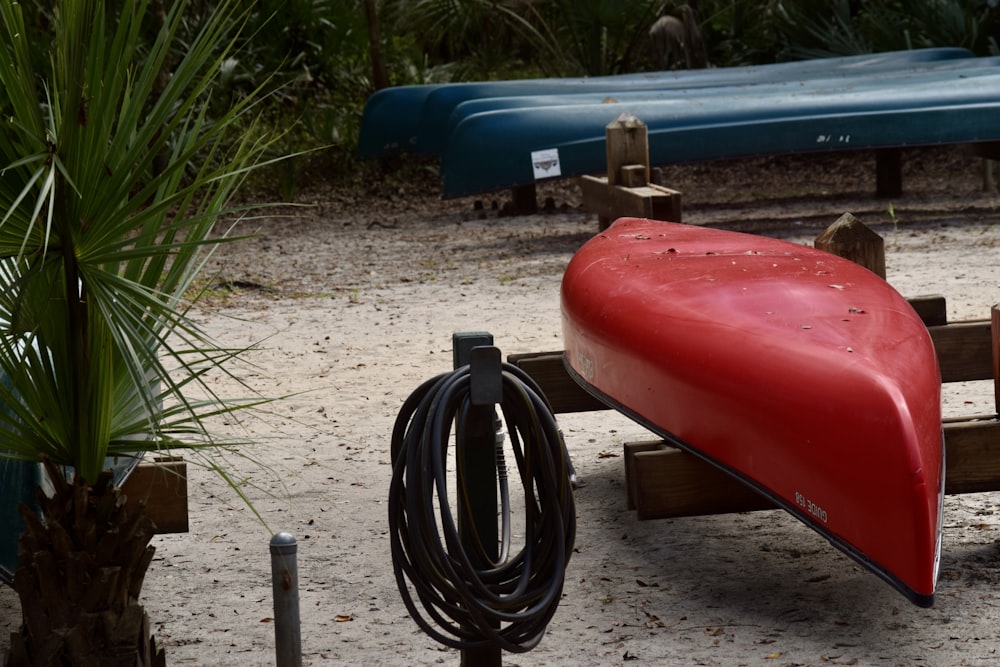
[439,55,1000,152]
[439,62,1000,197]
[358,47,973,160]
[420,51,995,157]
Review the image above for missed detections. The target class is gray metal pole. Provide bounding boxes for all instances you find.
[270,532,302,667]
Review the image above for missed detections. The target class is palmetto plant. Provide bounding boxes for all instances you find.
[0,0,281,662]
[773,0,999,60]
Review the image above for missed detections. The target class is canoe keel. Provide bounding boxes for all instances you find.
[561,218,944,606]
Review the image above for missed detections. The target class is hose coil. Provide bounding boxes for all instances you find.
[388,362,576,653]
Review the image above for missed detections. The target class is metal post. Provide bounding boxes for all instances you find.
[270,532,302,667]
[453,332,503,667]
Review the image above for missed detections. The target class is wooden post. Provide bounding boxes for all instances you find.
[993,304,1000,414]
[509,184,538,215]
[599,113,649,230]
[605,112,650,187]
[813,212,886,279]
[876,148,903,198]
[579,112,681,230]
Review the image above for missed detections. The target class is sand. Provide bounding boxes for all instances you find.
[3,149,1000,666]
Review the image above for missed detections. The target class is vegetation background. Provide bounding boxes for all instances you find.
[264,0,1000,193]
[4,2,1000,664]
[16,1,993,195]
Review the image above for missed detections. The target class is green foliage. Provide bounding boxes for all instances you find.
[381,0,664,77]
[0,0,282,483]
[541,0,663,75]
[384,0,556,79]
[696,0,783,66]
[772,0,1000,59]
[12,1,993,186]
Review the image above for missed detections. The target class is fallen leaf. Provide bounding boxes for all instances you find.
[260,617,273,623]
[764,653,781,659]
[334,614,353,623]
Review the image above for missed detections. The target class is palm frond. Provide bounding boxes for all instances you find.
[0,0,287,483]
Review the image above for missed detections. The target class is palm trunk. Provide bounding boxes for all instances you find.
[5,458,165,666]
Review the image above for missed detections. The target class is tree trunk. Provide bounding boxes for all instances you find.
[5,459,165,666]
[363,0,390,90]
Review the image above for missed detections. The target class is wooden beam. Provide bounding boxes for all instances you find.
[121,457,189,534]
[625,418,1000,519]
[928,320,994,382]
[508,351,606,414]
[625,442,775,519]
[579,175,682,227]
[943,418,1000,494]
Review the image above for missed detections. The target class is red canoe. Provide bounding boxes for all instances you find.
[561,218,944,606]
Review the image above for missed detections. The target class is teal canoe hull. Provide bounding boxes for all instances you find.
[439,61,1000,197]
[440,55,1000,153]
[357,48,974,160]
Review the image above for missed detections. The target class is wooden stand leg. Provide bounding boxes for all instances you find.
[813,212,886,279]
[876,148,902,198]
[993,304,1000,415]
[510,184,537,215]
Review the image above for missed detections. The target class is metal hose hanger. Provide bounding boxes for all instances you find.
[388,360,576,654]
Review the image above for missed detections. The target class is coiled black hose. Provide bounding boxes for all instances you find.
[388,362,576,653]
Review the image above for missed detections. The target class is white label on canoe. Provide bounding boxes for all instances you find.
[531,148,561,180]
[795,491,829,524]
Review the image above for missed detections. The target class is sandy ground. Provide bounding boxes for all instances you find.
[3,148,1000,666]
